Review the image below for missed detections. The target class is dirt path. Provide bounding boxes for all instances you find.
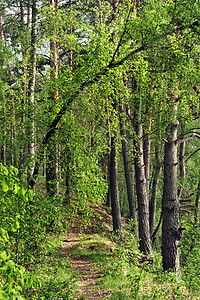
[61,232,111,300]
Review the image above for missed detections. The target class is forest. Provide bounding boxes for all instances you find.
[0,0,200,299]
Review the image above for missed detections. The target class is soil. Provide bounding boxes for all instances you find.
[60,205,113,299]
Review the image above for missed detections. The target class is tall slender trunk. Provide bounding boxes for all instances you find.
[65,0,73,198]
[0,13,6,165]
[149,141,162,236]
[133,99,153,256]
[178,123,186,200]
[149,104,162,235]
[2,96,7,165]
[69,0,73,70]
[143,107,152,201]
[119,103,136,224]
[46,0,59,196]
[162,100,182,273]
[10,93,16,166]
[179,124,186,179]
[109,96,122,231]
[110,133,122,231]
[195,175,200,229]
[18,0,31,174]
[46,140,59,196]
[27,0,37,184]
[0,13,3,40]
[106,97,112,208]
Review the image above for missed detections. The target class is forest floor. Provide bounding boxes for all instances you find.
[42,204,199,300]
[60,205,114,299]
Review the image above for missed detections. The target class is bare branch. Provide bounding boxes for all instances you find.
[178,133,200,144]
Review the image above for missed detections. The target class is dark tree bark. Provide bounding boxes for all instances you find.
[106,97,112,208]
[119,104,137,224]
[0,13,3,41]
[0,14,6,165]
[195,175,200,228]
[27,0,37,184]
[109,133,122,231]
[133,98,153,257]
[46,0,59,196]
[179,124,186,179]
[109,97,122,231]
[46,139,59,196]
[149,142,162,236]
[143,107,152,201]
[149,105,162,236]
[162,102,182,273]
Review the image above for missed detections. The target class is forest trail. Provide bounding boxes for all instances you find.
[61,233,110,299]
[60,205,113,299]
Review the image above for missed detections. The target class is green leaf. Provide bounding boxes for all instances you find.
[0,229,9,242]
[14,183,19,194]
[27,189,33,200]
[6,260,15,270]
[9,165,18,176]
[0,251,8,261]
[0,289,8,299]
[11,220,20,232]
[18,187,26,197]
[0,165,8,176]
[1,181,9,192]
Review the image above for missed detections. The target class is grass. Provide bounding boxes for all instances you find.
[26,238,77,299]
[24,217,199,300]
[62,232,197,299]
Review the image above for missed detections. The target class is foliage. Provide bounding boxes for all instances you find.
[0,0,200,297]
[180,218,200,296]
[0,165,40,299]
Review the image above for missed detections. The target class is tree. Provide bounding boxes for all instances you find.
[27,0,37,184]
[46,0,59,197]
[132,82,153,257]
[162,98,181,273]
[119,100,137,224]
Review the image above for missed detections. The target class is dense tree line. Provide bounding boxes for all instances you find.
[0,0,199,290]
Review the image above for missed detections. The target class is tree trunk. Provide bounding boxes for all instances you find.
[133,99,153,257]
[46,0,59,196]
[149,141,162,236]
[27,0,37,185]
[0,14,6,165]
[0,12,3,40]
[149,101,162,236]
[46,140,59,196]
[179,123,186,179]
[162,106,181,273]
[143,107,152,201]
[109,133,122,231]
[195,175,200,228]
[119,105,136,224]
[106,97,112,208]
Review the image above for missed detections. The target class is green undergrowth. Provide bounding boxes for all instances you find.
[1,164,199,299]
[2,225,198,299]
[65,232,198,299]
[10,236,75,299]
